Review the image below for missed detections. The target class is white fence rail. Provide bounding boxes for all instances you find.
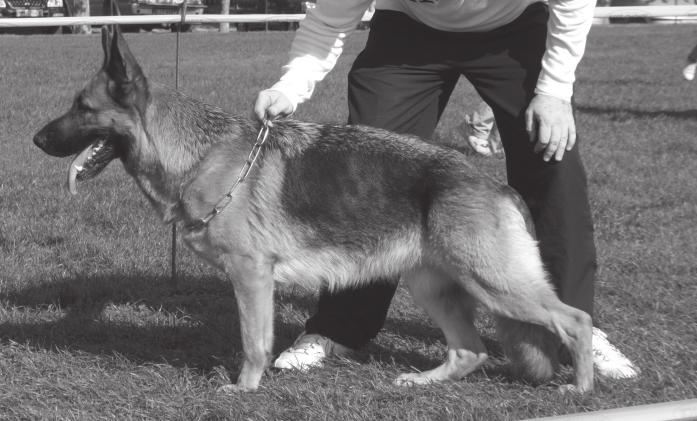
[0,13,312,28]
[1,6,697,28]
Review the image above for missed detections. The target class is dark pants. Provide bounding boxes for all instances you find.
[688,43,697,63]
[305,4,597,350]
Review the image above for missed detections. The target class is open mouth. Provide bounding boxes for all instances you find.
[67,139,117,195]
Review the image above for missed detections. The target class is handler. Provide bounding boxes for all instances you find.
[253,0,638,379]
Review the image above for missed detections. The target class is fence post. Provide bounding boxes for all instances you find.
[220,0,230,32]
[68,0,91,34]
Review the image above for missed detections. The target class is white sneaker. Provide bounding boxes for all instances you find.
[592,327,640,379]
[467,135,493,156]
[273,333,351,371]
[460,117,496,157]
[683,63,696,81]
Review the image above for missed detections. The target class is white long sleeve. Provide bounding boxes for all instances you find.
[535,0,596,100]
[269,0,596,109]
[269,0,373,107]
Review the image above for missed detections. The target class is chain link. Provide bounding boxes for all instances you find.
[186,121,271,231]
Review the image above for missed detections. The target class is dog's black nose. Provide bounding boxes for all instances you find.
[33,132,46,149]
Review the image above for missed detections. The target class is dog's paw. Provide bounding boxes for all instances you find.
[217,383,257,394]
[393,373,433,387]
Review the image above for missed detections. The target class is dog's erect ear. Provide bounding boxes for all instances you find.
[99,0,122,58]
[105,25,145,85]
[101,24,149,111]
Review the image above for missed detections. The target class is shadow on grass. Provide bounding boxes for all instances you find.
[0,273,311,373]
[0,272,509,378]
[575,103,697,122]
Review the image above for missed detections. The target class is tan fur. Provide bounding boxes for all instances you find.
[33,25,594,395]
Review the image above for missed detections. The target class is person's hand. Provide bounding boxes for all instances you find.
[525,94,576,162]
[253,89,294,123]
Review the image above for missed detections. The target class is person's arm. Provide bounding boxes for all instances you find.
[536,0,596,101]
[526,0,596,162]
[254,0,373,122]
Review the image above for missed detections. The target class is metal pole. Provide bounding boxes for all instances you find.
[170,2,187,284]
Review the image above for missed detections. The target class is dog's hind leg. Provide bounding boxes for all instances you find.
[429,191,593,393]
[464,220,594,393]
[487,292,593,393]
[395,267,488,386]
[217,253,275,393]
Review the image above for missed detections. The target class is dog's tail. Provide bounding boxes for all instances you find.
[495,185,560,383]
[496,316,560,383]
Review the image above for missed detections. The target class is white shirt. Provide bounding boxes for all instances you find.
[270,0,596,109]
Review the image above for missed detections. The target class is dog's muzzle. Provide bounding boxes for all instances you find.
[33,131,50,153]
[33,127,74,157]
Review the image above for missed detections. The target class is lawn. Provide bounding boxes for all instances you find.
[0,23,696,420]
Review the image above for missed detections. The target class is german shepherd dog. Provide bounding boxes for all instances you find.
[33,26,593,393]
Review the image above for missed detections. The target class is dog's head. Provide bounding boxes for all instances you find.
[33,25,149,194]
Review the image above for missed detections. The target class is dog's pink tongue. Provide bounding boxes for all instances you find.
[67,145,94,195]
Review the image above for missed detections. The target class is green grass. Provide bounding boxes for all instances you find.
[1,24,696,420]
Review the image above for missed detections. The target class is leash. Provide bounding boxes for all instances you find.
[169,7,269,276]
[185,122,271,232]
[170,3,187,283]
[103,0,183,281]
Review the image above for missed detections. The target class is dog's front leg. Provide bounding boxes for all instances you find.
[218,254,275,393]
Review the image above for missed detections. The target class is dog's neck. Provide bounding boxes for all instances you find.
[121,83,256,223]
